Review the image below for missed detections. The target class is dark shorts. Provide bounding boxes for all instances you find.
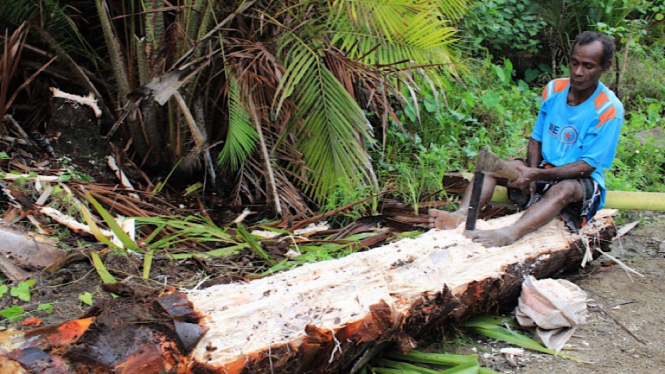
[508,161,602,231]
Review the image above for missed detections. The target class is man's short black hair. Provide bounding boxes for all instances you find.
[571,31,616,68]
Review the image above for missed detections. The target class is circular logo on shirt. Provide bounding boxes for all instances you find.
[559,126,578,144]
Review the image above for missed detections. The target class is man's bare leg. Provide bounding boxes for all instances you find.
[429,160,525,229]
[468,180,584,247]
[429,172,499,229]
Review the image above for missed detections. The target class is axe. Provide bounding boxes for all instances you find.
[466,147,520,231]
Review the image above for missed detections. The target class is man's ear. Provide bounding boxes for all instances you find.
[602,60,612,72]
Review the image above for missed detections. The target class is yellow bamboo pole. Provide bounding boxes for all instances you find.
[491,187,665,211]
[456,173,665,211]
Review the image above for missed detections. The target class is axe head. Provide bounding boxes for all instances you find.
[476,147,519,181]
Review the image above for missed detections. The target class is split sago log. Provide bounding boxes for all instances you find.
[188,210,617,373]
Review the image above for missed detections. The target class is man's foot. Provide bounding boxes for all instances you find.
[466,228,519,248]
[428,209,465,229]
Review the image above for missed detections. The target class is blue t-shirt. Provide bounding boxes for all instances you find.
[531,78,624,209]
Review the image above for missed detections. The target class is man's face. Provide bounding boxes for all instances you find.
[569,40,608,92]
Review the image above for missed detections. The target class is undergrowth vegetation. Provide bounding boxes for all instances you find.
[0,279,53,330]
[376,57,541,212]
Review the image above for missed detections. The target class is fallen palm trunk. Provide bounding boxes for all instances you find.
[188,210,616,373]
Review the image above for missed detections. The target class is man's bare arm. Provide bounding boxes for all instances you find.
[510,138,594,192]
[526,137,542,168]
[529,160,595,181]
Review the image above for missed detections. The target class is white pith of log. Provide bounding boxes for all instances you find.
[188,210,615,367]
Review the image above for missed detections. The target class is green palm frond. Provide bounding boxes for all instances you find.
[277,37,375,202]
[0,1,38,27]
[333,0,469,32]
[432,0,471,22]
[218,76,259,171]
[330,1,461,76]
[41,0,89,51]
[270,0,467,204]
[274,25,326,116]
[331,0,421,43]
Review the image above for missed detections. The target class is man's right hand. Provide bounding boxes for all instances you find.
[508,165,537,194]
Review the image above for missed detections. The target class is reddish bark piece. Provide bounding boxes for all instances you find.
[0,318,94,356]
[113,342,184,374]
[21,318,43,327]
[26,318,95,348]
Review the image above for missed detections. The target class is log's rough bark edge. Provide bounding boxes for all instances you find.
[191,218,615,374]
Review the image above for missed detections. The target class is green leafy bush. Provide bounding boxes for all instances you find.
[608,98,665,191]
[606,47,665,105]
[376,50,665,208]
[376,58,541,210]
[460,0,547,55]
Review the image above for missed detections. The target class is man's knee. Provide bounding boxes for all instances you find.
[544,180,584,204]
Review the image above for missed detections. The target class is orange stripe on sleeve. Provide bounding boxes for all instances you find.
[553,78,570,93]
[594,91,609,109]
[542,87,548,102]
[596,105,617,128]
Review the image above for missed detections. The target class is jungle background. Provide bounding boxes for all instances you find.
[1,0,665,373]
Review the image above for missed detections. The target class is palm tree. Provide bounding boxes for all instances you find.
[2,0,469,217]
[214,0,468,216]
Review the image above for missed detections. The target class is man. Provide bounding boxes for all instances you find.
[429,31,624,247]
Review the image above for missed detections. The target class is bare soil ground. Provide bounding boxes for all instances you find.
[458,212,665,374]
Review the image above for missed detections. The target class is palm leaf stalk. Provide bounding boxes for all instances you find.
[95,0,131,105]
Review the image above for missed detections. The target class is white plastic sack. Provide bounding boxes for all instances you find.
[515,276,587,352]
